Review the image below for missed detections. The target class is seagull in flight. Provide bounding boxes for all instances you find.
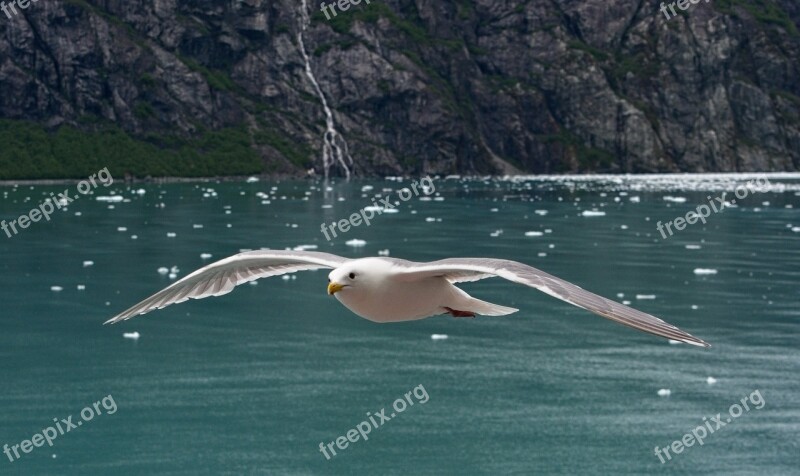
[105,250,709,347]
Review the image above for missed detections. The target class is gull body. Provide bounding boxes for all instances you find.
[106,250,710,348]
[327,258,515,322]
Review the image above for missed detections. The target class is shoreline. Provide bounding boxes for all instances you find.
[2,171,799,187]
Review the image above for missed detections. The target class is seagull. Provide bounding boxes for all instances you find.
[105,250,709,347]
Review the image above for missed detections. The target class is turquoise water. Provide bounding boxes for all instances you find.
[1,174,799,475]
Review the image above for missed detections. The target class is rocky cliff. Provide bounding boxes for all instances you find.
[0,0,798,178]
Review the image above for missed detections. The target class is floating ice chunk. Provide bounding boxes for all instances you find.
[346,239,367,247]
[50,286,63,292]
[123,332,140,340]
[534,210,548,216]
[83,260,94,268]
[685,244,702,250]
[166,232,176,238]
[378,249,390,256]
[691,305,698,310]
[537,252,547,257]
[792,227,800,233]
[293,245,318,251]
[668,340,681,345]
[581,210,606,217]
[629,196,640,203]
[663,196,687,203]
[636,294,656,300]
[96,195,124,202]
[117,227,127,232]
[693,268,718,275]
[200,253,213,260]
[706,376,717,385]
[131,235,138,240]
[616,293,624,298]
[620,225,628,230]
[246,177,260,183]
[193,224,204,229]
[168,273,178,280]
[77,285,86,291]
[524,231,543,237]
[490,230,503,237]
[361,185,374,192]
[657,389,671,397]
[135,189,146,195]
[281,275,291,281]
[157,267,169,275]
[431,334,448,340]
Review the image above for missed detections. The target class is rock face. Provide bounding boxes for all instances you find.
[0,0,798,177]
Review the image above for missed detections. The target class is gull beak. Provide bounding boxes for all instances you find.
[327,282,345,295]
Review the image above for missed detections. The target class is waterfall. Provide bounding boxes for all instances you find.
[297,0,354,179]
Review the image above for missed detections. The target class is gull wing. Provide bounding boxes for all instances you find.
[388,257,710,347]
[105,250,348,324]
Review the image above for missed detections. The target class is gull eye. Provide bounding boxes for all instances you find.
[328,277,331,282]
[349,272,356,279]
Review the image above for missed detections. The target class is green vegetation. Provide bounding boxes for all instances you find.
[567,40,609,62]
[178,56,239,92]
[253,128,312,168]
[540,129,616,170]
[715,0,799,36]
[0,120,263,180]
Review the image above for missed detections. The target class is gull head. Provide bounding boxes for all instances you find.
[327,258,393,296]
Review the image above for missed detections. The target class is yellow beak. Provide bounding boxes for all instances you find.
[327,282,345,295]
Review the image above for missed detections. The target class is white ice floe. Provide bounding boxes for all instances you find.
[693,268,718,275]
[629,196,640,203]
[524,231,543,237]
[345,239,367,247]
[123,332,141,340]
[157,267,169,275]
[706,376,717,385]
[117,227,127,232]
[50,286,63,292]
[246,177,260,183]
[77,285,86,291]
[668,340,681,345]
[431,334,448,340]
[636,294,656,300]
[663,196,687,203]
[193,224,204,229]
[83,260,94,268]
[685,244,702,250]
[135,189,146,195]
[534,210,548,216]
[200,253,213,260]
[378,249,390,256]
[166,232,177,238]
[792,227,800,233]
[293,245,318,251]
[581,210,606,217]
[657,389,672,397]
[96,195,124,202]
